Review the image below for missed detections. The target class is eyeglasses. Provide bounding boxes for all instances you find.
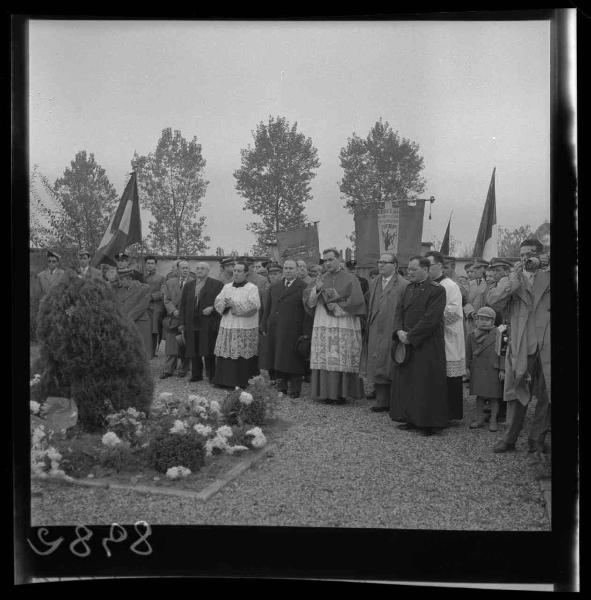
[377,260,395,264]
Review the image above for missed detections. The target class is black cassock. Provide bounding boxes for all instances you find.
[390,279,449,428]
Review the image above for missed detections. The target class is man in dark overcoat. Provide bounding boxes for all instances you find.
[143,255,166,357]
[260,259,309,398]
[160,260,191,378]
[178,262,224,383]
[390,255,448,435]
[113,268,152,360]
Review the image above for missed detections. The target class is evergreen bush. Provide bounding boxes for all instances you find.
[146,432,205,473]
[35,273,154,431]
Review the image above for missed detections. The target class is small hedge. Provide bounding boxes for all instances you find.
[146,432,206,474]
[35,273,154,431]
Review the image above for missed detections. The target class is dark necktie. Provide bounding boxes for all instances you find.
[180,279,185,289]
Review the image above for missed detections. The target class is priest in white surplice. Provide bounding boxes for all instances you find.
[426,251,466,421]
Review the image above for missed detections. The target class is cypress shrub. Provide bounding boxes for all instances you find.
[35,272,154,431]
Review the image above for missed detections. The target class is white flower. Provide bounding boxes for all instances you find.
[239,391,254,405]
[166,467,179,479]
[245,427,263,437]
[101,431,122,447]
[29,374,42,387]
[250,434,267,449]
[169,420,187,434]
[205,434,229,456]
[30,400,41,415]
[246,427,266,448]
[209,400,221,414]
[193,423,212,437]
[46,446,62,461]
[32,425,46,447]
[126,407,140,418]
[216,425,233,439]
[166,465,191,480]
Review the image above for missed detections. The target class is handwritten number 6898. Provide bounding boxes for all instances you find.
[27,522,152,557]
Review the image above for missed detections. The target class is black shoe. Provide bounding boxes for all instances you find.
[159,372,172,379]
[176,371,187,378]
[493,440,516,453]
[334,398,346,405]
[366,392,377,399]
[397,423,415,430]
[189,376,203,382]
[420,427,436,436]
[371,406,389,413]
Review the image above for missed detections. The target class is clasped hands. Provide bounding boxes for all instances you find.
[396,330,409,345]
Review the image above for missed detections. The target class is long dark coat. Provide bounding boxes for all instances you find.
[466,328,503,398]
[390,279,448,428]
[178,276,224,358]
[114,280,152,359]
[260,277,310,375]
[143,272,165,333]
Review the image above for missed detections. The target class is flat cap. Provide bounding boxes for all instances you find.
[267,262,282,273]
[78,249,91,258]
[46,250,61,260]
[220,257,235,266]
[475,306,496,320]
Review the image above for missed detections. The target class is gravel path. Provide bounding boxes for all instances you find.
[31,349,550,530]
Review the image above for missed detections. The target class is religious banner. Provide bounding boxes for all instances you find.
[355,200,427,268]
[276,222,320,264]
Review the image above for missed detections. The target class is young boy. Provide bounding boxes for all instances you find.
[466,306,504,431]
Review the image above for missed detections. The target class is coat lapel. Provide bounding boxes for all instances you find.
[532,271,550,311]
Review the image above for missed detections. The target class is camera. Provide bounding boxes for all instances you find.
[524,255,541,271]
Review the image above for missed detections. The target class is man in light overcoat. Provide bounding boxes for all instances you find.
[486,238,550,453]
[359,252,409,412]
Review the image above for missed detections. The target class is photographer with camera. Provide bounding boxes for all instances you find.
[486,238,550,454]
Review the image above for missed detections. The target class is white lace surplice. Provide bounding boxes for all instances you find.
[307,293,362,373]
[440,277,466,377]
[214,282,260,359]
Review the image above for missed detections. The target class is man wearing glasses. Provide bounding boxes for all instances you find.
[359,253,409,412]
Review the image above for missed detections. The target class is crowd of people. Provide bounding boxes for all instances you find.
[34,237,550,454]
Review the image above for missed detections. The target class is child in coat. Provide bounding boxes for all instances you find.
[465,306,504,431]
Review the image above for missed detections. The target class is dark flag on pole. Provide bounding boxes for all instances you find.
[472,168,498,261]
[440,214,451,255]
[92,172,142,267]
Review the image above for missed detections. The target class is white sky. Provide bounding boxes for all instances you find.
[28,19,551,254]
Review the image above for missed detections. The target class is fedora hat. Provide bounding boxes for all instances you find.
[175,332,186,350]
[391,336,412,367]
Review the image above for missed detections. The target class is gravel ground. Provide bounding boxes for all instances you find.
[31,347,550,530]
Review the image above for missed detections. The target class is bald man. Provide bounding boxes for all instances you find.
[178,262,224,382]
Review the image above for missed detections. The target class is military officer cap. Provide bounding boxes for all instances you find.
[238,255,254,265]
[475,306,496,320]
[464,261,473,269]
[78,249,91,258]
[261,259,273,269]
[267,262,282,273]
[115,252,129,261]
[46,250,61,260]
[520,238,544,253]
[220,257,235,267]
[489,257,513,269]
[472,258,490,268]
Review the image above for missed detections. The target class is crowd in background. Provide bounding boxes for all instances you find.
[34,238,550,455]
